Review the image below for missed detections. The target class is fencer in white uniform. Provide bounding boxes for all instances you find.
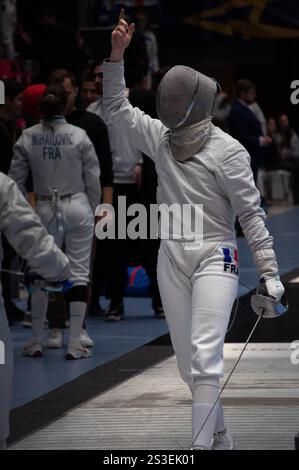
[9,85,101,360]
[0,172,70,450]
[102,13,285,450]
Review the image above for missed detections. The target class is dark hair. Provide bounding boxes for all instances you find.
[235,79,256,98]
[40,85,67,120]
[48,69,77,87]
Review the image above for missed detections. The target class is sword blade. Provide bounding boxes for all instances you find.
[0,268,25,277]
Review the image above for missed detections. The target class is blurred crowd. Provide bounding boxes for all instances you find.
[0,2,298,352]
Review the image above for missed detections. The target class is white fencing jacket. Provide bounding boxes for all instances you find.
[103,59,279,278]
[9,117,101,213]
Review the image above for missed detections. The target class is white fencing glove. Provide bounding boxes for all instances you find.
[251,249,288,318]
[251,276,288,319]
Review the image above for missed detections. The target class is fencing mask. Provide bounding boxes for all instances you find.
[156,66,218,162]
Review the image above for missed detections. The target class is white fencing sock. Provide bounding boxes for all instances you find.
[69,302,86,347]
[31,291,48,344]
[192,377,220,450]
[214,401,226,434]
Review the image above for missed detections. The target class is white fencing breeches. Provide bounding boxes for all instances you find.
[157,241,239,447]
[36,193,94,285]
[157,241,239,385]
[0,302,13,441]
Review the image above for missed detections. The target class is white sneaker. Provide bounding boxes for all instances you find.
[212,429,234,450]
[65,342,92,360]
[46,329,63,349]
[23,341,43,358]
[80,329,94,348]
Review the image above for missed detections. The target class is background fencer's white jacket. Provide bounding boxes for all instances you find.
[103,60,279,278]
[9,117,101,213]
[0,172,70,442]
[88,97,143,184]
[0,172,70,293]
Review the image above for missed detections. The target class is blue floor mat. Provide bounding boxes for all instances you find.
[12,297,168,408]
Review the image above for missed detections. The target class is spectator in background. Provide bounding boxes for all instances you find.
[277,113,299,160]
[81,71,100,109]
[228,79,271,182]
[128,68,164,318]
[249,100,267,137]
[135,8,159,87]
[212,90,232,133]
[263,117,299,205]
[275,114,299,204]
[0,0,17,59]
[88,61,144,322]
[21,83,47,127]
[264,117,281,169]
[264,117,291,172]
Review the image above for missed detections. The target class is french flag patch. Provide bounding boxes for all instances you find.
[222,248,239,275]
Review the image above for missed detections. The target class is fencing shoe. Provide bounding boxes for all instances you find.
[23,341,43,358]
[212,429,234,450]
[47,329,63,349]
[80,329,94,348]
[105,302,124,322]
[66,342,92,360]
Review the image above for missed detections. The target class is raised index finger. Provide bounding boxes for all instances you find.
[119,8,125,21]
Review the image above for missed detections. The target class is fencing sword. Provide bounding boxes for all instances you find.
[0,268,26,277]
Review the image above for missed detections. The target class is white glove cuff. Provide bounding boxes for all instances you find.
[253,249,279,279]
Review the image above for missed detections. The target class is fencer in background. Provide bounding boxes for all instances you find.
[102,11,285,450]
[0,172,70,450]
[9,85,101,360]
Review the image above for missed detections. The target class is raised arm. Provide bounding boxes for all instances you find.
[103,9,165,162]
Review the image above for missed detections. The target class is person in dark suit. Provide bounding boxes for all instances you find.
[228,80,271,181]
